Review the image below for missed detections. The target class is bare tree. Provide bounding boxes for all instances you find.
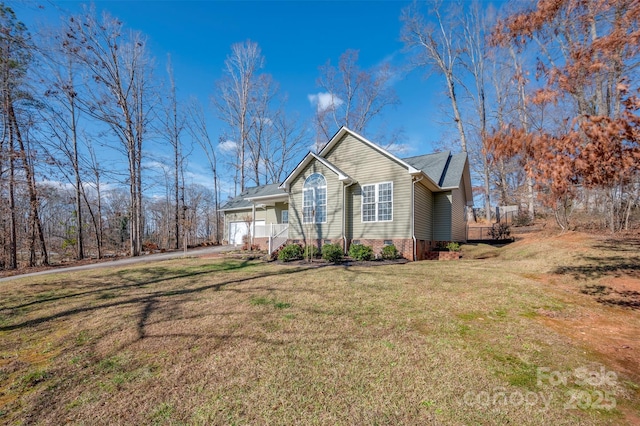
[65,7,154,256]
[265,108,306,184]
[162,54,185,249]
[214,40,264,192]
[0,4,48,267]
[401,0,468,153]
[82,140,105,258]
[186,98,221,243]
[460,0,492,221]
[313,49,399,149]
[40,30,87,259]
[245,73,278,186]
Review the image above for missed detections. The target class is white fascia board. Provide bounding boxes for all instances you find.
[279,151,354,190]
[279,152,314,191]
[245,193,288,202]
[220,206,253,212]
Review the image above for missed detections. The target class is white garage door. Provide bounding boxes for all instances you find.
[229,220,265,245]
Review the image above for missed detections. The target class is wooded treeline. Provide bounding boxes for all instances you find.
[402,0,639,230]
[0,5,313,269]
[1,1,639,270]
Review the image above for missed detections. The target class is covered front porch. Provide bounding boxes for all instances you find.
[246,192,289,254]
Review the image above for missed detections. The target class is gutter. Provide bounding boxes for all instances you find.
[412,175,424,261]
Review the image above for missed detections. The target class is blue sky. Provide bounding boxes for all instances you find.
[14,0,501,197]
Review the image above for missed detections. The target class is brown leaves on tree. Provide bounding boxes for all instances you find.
[488,0,640,231]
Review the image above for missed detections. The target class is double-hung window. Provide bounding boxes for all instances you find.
[362,182,393,222]
[302,173,326,223]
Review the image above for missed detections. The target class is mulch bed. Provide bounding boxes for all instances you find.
[274,258,409,267]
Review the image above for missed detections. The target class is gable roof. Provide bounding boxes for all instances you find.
[318,127,421,174]
[220,183,285,211]
[280,127,432,190]
[279,151,354,190]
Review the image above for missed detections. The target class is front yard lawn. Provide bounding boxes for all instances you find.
[0,233,638,424]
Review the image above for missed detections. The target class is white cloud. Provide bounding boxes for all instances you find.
[218,140,237,153]
[307,92,343,112]
[39,179,75,191]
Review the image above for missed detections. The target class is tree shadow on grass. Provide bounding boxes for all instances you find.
[553,255,640,279]
[1,260,255,311]
[591,238,640,253]
[0,263,312,333]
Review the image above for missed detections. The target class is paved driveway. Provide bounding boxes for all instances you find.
[0,245,236,283]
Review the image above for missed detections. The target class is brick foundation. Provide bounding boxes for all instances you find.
[424,251,461,261]
[280,237,461,261]
[347,239,413,260]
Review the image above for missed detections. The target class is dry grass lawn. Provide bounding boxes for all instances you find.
[0,231,639,425]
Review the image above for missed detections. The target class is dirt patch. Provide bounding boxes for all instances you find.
[515,231,640,388]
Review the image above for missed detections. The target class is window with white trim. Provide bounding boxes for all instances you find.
[362,182,393,222]
[303,173,326,223]
[281,210,288,224]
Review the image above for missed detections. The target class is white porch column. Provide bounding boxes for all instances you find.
[251,203,256,246]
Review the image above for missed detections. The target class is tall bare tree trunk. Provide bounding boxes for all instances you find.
[8,121,17,269]
[8,99,48,265]
[510,47,535,216]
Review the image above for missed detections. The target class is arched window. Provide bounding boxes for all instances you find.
[303,173,326,223]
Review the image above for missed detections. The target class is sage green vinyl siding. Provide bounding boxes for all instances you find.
[414,182,433,240]
[433,192,452,241]
[288,161,342,240]
[273,202,288,224]
[324,134,412,239]
[451,185,467,242]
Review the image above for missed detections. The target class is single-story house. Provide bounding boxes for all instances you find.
[220,126,473,260]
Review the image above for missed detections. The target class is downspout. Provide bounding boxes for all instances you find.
[412,175,424,261]
[342,180,356,253]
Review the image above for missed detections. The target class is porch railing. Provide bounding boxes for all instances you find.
[268,225,289,254]
[254,223,288,238]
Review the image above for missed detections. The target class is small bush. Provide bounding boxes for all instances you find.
[512,211,533,227]
[445,242,461,252]
[303,245,319,259]
[322,243,344,263]
[489,223,511,240]
[278,244,303,262]
[348,243,374,261]
[381,244,399,260]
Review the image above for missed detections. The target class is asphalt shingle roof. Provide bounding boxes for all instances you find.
[223,150,468,212]
[402,151,466,188]
[220,183,284,211]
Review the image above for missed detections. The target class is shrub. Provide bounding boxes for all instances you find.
[321,243,344,263]
[278,244,303,262]
[303,244,319,259]
[489,223,511,240]
[445,242,461,252]
[381,244,399,260]
[512,211,533,227]
[348,243,374,261]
